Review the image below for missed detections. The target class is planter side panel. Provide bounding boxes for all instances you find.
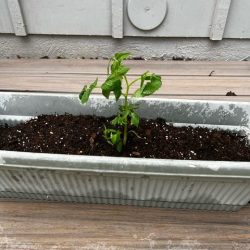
[0,168,249,211]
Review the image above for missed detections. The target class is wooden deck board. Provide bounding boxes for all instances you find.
[1,75,250,96]
[0,59,250,249]
[0,201,249,250]
[1,59,250,76]
[0,59,250,100]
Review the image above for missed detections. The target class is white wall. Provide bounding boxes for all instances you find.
[1,0,250,38]
[0,0,249,60]
[1,35,250,61]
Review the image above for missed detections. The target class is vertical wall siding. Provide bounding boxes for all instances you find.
[0,0,14,33]
[0,0,250,38]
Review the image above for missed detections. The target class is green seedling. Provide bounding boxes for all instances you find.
[79,52,162,152]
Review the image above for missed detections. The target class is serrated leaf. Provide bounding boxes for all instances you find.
[101,77,122,100]
[113,86,122,101]
[122,109,130,119]
[142,74,162,96]
[79,78,98,104]
[130,112,140,127]
[111,115,125,126]
[111,132,119,145]
[79,85,87,100]
[103,128,123,152]
[111,61,130,77]
[116,65,129,76]
[111,60,120,74]
[133,74,162,97]
[114,52,131,62]
[111,117,119,126]
[116,141,123,152]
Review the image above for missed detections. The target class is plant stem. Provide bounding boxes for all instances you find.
[129,77,140,87]
[107,58,112,75]
[123,76,130,146]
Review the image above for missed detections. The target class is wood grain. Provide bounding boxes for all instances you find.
[0,201,249,249]
[0,60,250,102]
[0,75,249,96]
[0,59,250,76]
[0,59,250,101]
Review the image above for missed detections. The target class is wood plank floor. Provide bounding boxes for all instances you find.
[0,59,250,249]
[0,201,249,250]
[0,59,250,101]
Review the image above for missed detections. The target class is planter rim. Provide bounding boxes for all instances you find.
[1,91,250,106]
[1,150,250,179]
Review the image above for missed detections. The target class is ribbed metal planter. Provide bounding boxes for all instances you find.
[1,92,250,211]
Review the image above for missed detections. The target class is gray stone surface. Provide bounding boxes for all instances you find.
[0,34,250,61]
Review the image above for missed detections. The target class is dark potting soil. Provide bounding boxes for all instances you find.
[0,114,250,161]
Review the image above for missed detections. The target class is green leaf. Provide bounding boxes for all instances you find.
[109,53,130,75]
[133,72,152,97]
[133,74,162,97]
[103,128,123,152]
[105,52,131,101]
[116,141,123,152]
[111,132,120,145]
[116,65,129,76]
[111,115,125,126]
[101,77,122,100]
[122,109,130,119]
[111,61,129,77]
[104,128,115,140]
[111,60,120,74]
[111,117,119,126]
[79,78,98,104]
[114,52,131,62]
[113,86,122,101]
[140,71,150,88]
[142,74,162,96]
[130,112,140,127]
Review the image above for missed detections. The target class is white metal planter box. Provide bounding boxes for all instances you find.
[1,92,250,211]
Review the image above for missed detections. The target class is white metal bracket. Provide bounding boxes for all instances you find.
[209,0,231,40]
[7,0,27,36]
[111,0,123,38]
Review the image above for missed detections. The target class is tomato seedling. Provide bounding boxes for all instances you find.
[79,52,162,152]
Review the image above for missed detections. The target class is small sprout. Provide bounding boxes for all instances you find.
[79,52,162,152]
[103,127,123,152]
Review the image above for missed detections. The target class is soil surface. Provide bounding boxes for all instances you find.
[1,114,250,161]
